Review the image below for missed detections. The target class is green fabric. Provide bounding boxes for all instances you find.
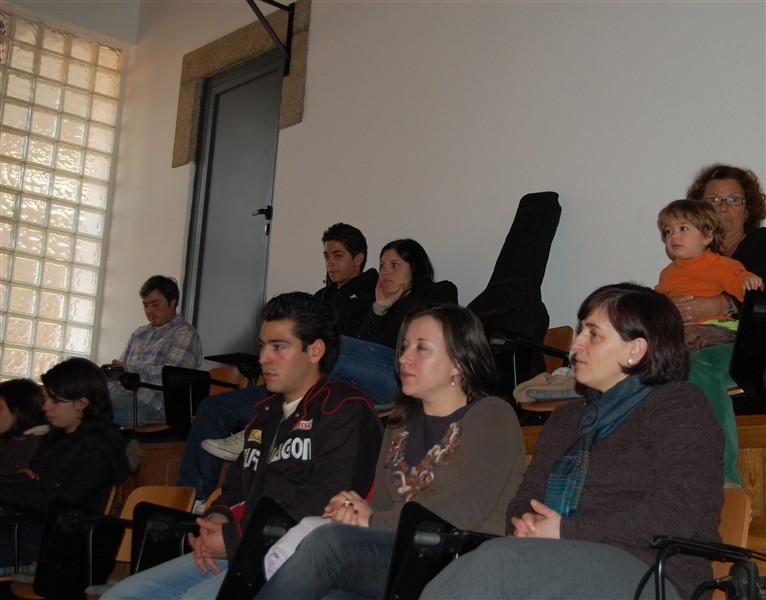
[688,344,740,485]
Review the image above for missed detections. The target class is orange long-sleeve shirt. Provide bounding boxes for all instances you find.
[656,250,751,323]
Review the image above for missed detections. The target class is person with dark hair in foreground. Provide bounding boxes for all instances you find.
[102,292,382,600]
[108,274,202,426]
[417,283,724,600]
[0,358,130,568]
[256,304,524,599]
[0,379,47,479]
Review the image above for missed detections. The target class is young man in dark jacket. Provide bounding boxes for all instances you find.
[178,224,381,503]
[102,292,382,599]
[314,222,378,336]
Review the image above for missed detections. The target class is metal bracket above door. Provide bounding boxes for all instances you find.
[245,0,296,76]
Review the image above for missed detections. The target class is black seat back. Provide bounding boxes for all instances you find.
[131,501,197,574]
[384,502,495,600]
[161,366,211,431]
[215,496,295,600]
[33,497,126,599]
[467,191,561,394]
[730,289,766,409]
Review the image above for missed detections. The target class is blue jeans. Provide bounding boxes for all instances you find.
[177,385,268,500]
[256,524,396,599]
[0,519,43,568]
[110,385,166,426]
[178,336,398,499]
[420,537,680,599]
[332,336,398,409]
[101,553,226,599]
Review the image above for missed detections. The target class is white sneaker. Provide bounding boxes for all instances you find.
[202,430,245,461]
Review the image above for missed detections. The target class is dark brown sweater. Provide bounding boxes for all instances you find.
[508,380,724,599]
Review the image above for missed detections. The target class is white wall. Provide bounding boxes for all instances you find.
[267,1,765,334]
[12,1,763,360]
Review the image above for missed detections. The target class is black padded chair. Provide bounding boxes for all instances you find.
[637,536,766,600]
[204,352,262,387]
[12,497,126,599]
[160,365,212,431]
[215,497,295,600]
[130,501,200,574]
[119,366,228,441]
[126,496,293,600]
[467,191,562,403]
[384,502,494,600]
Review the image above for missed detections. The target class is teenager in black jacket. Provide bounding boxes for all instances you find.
[0,358,130,568]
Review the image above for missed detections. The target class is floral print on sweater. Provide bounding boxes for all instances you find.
[384,422,462,501]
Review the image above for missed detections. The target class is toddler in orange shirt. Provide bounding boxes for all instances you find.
[656,199,762,351]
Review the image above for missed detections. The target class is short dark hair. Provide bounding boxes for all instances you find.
[380,239,435,292]
[577,283,688,385]
[261,292,341,373]
[687,163,766,233]
[0,378,46,439]
[387,304,499,428]
[322,223,368,271]
[657,199,725,254]
[140,275,180,305]
[41,357,114,424]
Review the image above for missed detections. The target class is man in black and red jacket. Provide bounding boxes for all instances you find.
[101,292,382,599]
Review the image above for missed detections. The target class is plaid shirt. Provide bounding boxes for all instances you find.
[115,316,202,411]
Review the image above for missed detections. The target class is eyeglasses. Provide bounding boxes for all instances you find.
[704,195,746,207]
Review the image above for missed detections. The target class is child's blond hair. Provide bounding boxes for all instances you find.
[657,199,725,255]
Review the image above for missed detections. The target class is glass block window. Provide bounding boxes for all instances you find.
[1,11,122,379]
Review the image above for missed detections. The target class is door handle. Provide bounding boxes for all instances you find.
[252,206,273,220]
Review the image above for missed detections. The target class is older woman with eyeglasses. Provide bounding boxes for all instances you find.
[671,164,766,486]
[673,164,766,322]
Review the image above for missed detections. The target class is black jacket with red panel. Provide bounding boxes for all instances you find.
[206,375,382,558]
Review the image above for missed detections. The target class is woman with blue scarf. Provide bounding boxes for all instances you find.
[422,283,724,600]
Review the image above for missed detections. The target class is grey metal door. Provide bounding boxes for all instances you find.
[184,53,283,364]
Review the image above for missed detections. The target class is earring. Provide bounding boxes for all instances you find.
[450,375,456,388]
[627,357,633,366]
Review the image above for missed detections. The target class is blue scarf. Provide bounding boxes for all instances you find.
[543,375,652,517]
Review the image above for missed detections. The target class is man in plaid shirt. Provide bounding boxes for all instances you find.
[108,275,202,425]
